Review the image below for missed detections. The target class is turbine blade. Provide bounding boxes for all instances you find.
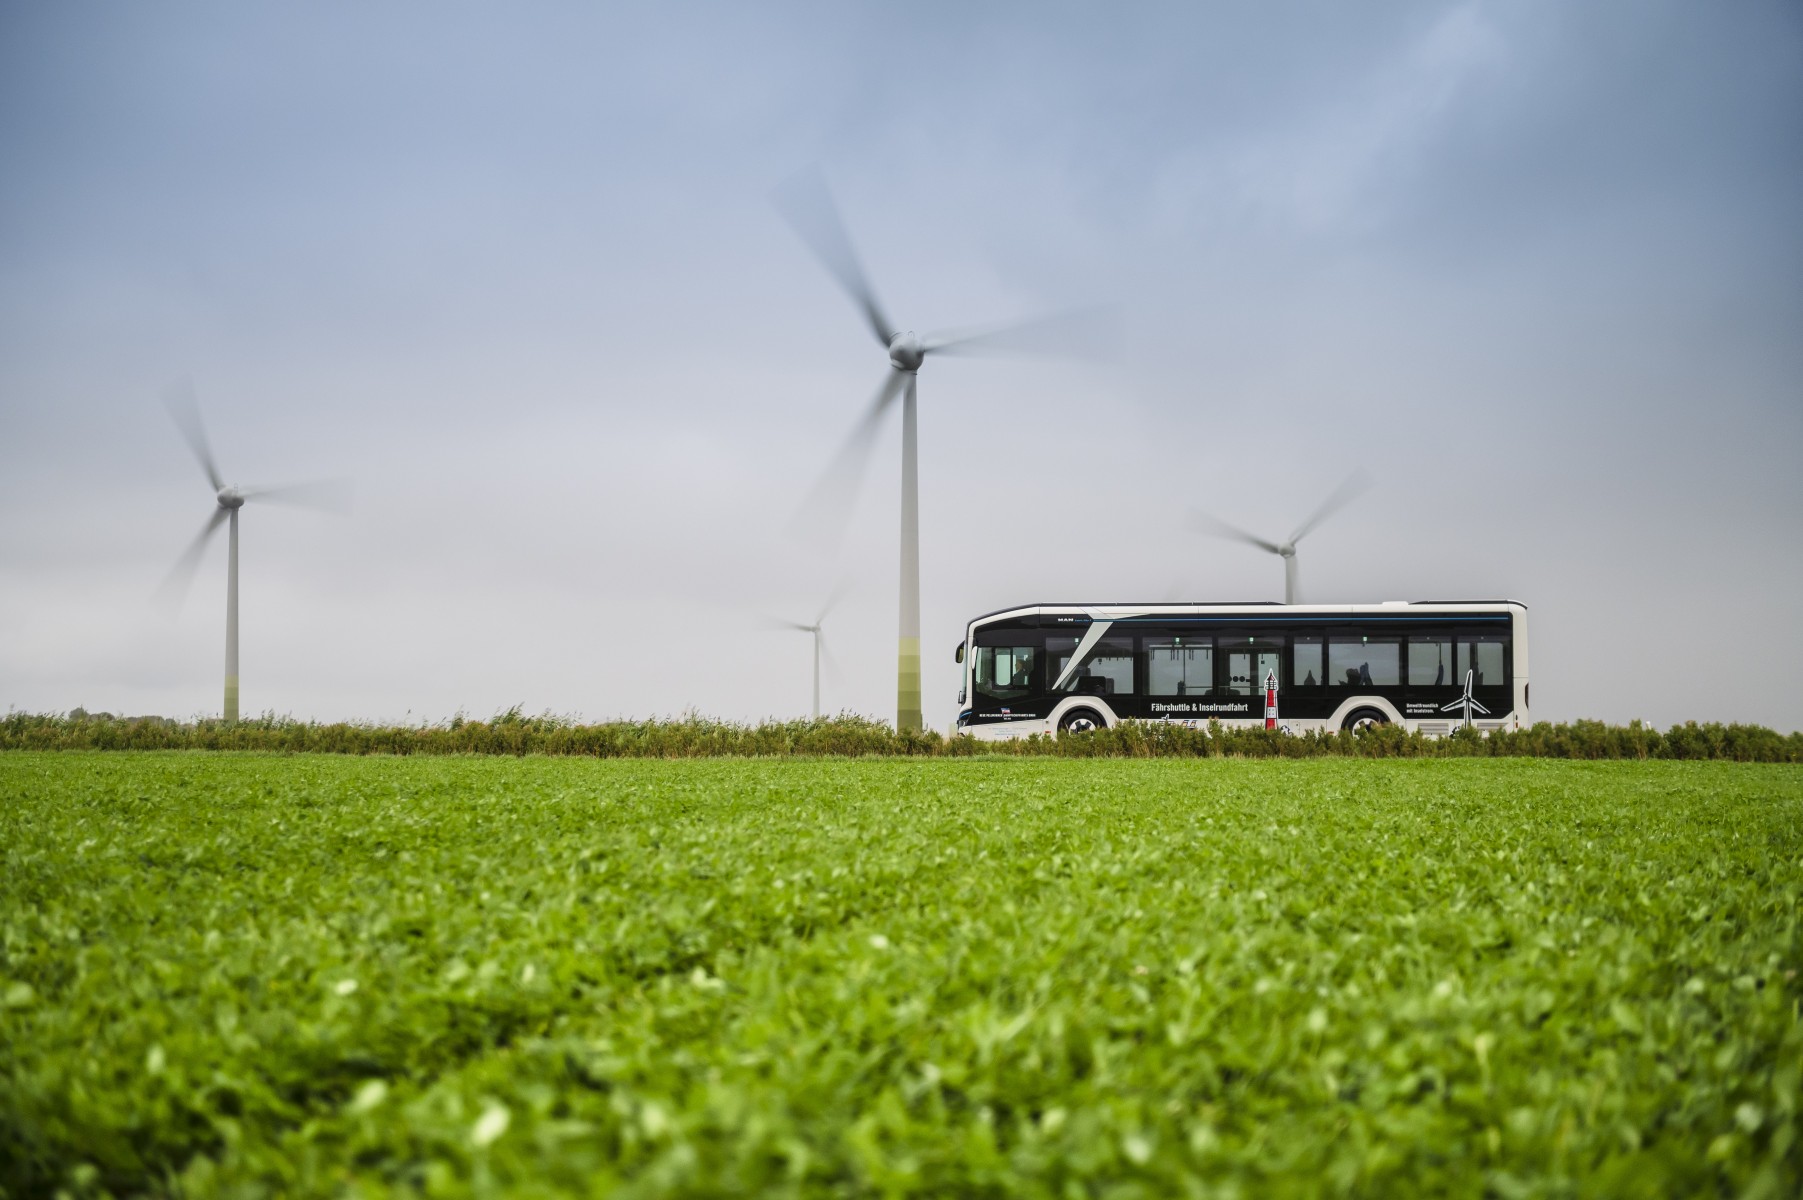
[814,578,852,627]
[1191,509,1283,556]
[1289,470,1372,546]
[239,478,353,513]
[755,613,816,633]
[774,170,896,348]
[154,507,228,609]
[818,635,848,691]
[790,369,906,550]
[922,305,1118,360]
[164,382,224,492]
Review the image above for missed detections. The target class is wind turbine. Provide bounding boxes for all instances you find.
[159,388,340,722]
[1192,471,1370,605]
[777,172,1089,732]
[766,591,843,721]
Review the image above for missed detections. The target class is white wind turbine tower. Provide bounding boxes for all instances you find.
[777,172,1094,732]
[159,388,341,722]
[1192,472,1371,604]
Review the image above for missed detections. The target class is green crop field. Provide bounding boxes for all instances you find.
[2,754,1798,1198]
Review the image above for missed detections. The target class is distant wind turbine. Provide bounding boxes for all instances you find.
[1192,471,1371,604]
[764,587,846,720]
[159,386,342,722]
[777,171,1099,731]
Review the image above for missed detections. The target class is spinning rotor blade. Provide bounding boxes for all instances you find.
[756,613,817,633]
[164,382,224,492]
[790,369,907,549]
[239,478,353,513]
[922,306,1117,360]
[774,171,896,348]
[1191,509,1283,556]
[155,507,229,608]
[1289,470,1371,546]
[813,578,851,628]
[818,634,848,690]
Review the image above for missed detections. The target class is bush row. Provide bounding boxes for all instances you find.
[4,710,1800,761]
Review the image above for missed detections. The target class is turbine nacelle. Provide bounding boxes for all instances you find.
[887,331,924,373]
[216,487,245,510]
[1191,471,1371,605]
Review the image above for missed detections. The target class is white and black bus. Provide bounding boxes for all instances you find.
[954,601,1528,739]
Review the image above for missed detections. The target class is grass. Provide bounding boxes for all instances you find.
[2,753,1799,1197]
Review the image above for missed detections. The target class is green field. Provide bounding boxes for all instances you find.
[3,754,1799,1197]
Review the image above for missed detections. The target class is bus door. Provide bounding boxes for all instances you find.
[1223,636,1281,703]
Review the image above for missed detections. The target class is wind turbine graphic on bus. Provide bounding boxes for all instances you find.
[1192,471,1371,605]
[777,171,1091,732]
[158,385,341,722]
[1441,669,1489,729]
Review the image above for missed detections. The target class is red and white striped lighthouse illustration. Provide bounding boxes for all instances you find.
[1264,668,1279,729]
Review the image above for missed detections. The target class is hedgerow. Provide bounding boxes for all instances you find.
[3,710,1800,760]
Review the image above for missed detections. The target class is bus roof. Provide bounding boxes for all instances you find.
[967,600,1527,626]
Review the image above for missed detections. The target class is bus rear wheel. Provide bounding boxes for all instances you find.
[1343,708,1389,734]
[1059,708,1105,735]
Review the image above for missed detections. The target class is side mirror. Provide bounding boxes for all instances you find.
[954,643,965,664]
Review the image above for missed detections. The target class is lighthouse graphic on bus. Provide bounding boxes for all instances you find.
[1440,669,1490,728]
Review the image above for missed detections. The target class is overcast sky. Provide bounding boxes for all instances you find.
[2,1,1800,731]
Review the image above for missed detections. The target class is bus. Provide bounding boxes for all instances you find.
[954,601,1528,738]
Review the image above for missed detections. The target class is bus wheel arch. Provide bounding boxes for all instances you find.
[1058,707,1106,735]
[1343,707,1390,734]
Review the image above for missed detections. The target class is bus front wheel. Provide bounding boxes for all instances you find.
[1059,708,1105,735]
[1344,708,1389,734]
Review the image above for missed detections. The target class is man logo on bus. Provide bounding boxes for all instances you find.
[1440,669,1489,729]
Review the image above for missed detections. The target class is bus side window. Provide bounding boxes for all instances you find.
[1050,636,1135,696]
[1456,639,1506,687]
[1146,636,1213,696]
[1327,638,1400,687]
[1409,638,1452,687]
[1292,637,1323,688]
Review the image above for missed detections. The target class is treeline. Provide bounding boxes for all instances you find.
[3,710,1801,761]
